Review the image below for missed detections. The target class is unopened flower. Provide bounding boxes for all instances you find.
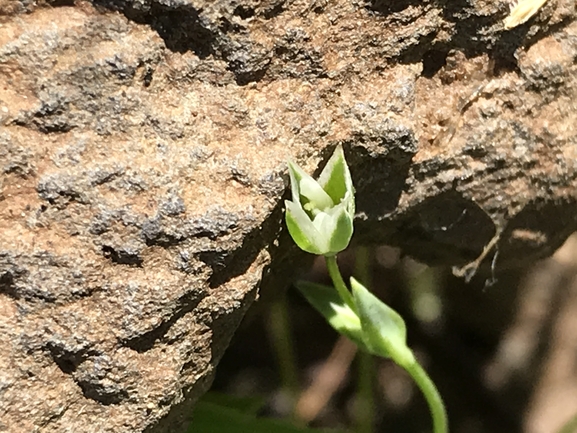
[285,146,355,256]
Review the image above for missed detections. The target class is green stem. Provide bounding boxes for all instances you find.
[354,246,371,288]
[355,350,375,433]
[354,246,374,433]
[325,255,355,310]
[404,360,448,433]
[267,294,299,418]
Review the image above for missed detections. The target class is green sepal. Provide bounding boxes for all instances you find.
[317,146,354,214]
[325,199,354,254]
[285,146,355,257]
[285,200,325,255]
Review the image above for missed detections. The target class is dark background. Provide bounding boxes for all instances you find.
[213,239,577,433]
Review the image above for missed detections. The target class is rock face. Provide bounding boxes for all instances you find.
[0,0,575,432]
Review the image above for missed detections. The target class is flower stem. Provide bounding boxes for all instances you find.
[325,255,355,310]
[354,246,375,433]
[404,360,448,433]
[355,349,375,433]
[267,293,299,418]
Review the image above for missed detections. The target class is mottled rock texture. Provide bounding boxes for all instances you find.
[0,0,576,431]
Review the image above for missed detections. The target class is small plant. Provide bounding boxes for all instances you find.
[285,146,448,433]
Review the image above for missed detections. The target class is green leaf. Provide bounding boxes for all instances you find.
[199,391,265,416]
[296,281,368,350]
[350,278,415,367]
[189,399,343,433]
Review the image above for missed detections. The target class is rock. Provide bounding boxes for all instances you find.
[0,0,575,432]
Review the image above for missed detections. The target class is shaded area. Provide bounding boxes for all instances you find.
[214,236,577,433]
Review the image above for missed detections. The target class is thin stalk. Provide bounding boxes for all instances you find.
[354,246,371,288]
[325,255,355,310]
[355,350,375,433]
[267,294,299,418]
[353,246,375,433]
[404,360,448,433]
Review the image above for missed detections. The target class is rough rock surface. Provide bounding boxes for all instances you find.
[0,0,575,432]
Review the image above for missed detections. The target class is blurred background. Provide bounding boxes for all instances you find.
[211,234,577,433]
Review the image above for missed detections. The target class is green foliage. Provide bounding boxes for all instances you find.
[285,147,448,433]
[350,278,415,368]
[296,280,366,350]
[188,393,343,433]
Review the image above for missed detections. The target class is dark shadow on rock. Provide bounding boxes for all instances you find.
[365,0,423,15]
[392,191,496,266]
[366,0,536,78]
[421,48,449,78]
[498,198,577,268]
[46,342,95,375]
[46,341,130,405]
[92,0,273,85]
[202,196,286,289]
[120,287,207,353]
[345,133,417,249]
[0,270,18,299]
[93,0,217,57]
[101,245,144,267]
[350,147,415,220]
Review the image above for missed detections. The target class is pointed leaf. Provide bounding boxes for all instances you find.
[190,399,343,433]
[285,150,354,256]
[351,278,415,367]
[296,281,368,350]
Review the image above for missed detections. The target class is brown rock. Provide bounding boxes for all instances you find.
[0,0,575,432]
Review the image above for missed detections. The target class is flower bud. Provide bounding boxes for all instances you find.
[285,146,355,256]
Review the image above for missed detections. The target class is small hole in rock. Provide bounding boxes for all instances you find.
[422,50,448,78]
[49,0,75,5]
[233,5,255,19]
[102,246,143,267]
[0,272,18,298]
